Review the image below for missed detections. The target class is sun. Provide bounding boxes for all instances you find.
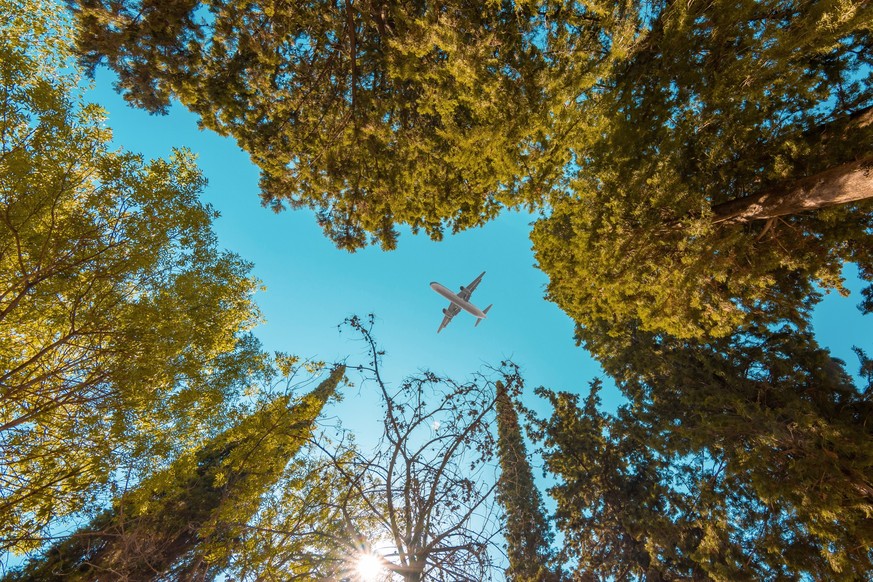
[355,552,384,581]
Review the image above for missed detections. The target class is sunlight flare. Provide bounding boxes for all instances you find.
[355,552,384,581]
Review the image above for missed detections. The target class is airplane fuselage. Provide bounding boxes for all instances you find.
[429,282,487,318]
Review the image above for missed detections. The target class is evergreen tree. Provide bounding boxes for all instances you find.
[69,0,560,250]
[539,376,870,581]
[7,366,345,581]
[628,327,873,577]
[539,321,873,579]
[526,3,873,576]
[532,0,873,341]
[536,382,739,581]
[494,380,558,582]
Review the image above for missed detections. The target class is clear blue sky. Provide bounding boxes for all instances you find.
[89,69,871,440]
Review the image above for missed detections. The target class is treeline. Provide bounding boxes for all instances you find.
[1,0,871,579]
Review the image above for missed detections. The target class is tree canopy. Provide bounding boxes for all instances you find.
[70,0,561,250]
[0,3,264,553]
[536,344,873,580]
[70,0,873,341]
[534,318,873,579]
[4,0,873,579]
[532,0,873,342]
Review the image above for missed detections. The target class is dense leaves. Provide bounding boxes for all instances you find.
[494,379,558,582]
[7,366,344,580]
[6,1,873,579]
[0,5,264,554]
[70,0,560,250]
[533,0,873,341]
[536,383,732,580]
[71,0,873,340]
[536,323,873,580]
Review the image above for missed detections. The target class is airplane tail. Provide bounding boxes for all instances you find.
[474,304,492,327]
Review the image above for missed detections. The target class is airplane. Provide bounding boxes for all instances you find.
[430,271,492,333]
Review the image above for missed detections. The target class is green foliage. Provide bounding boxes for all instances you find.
[0,8,264,553]
[626,327,873,577]
[8,366,345,581]
[228,450,364,580]
[535,382,738,581]
[70,0,563,250]
[536,360,873,580]
[532,0,873,341]
[70,0,873,339]
[494,379,559,582]
[539,319,873,579]
[526,5,873,578]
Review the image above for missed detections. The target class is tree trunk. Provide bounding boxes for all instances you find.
[712,155,873,224]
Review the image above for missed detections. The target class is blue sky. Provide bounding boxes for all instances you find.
[89,69,871,441]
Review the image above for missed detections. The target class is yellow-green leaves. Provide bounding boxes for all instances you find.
[0,6,264,553]
[9,367,344,580]
[534,0,873,344]
[71,0,563,249]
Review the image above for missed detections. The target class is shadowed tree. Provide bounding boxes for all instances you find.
[6,366,345,581]
[68,0,562,250]
[536,382,755,581]
[494,379,559,582]
[0,1,264,554]
[536,370,873,581]
[538,318,873,579]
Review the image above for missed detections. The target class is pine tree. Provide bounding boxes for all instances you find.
[553,318,873,578]
[536,383,732,581]
[494,380,558,582]
[8,366,345,581]
[536,370,873,581]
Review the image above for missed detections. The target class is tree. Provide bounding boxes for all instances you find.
[321,315,510,581]
[227,450,372,581]
[494,379,558,582]
[70,0,873,342]
[543,319,873,579]
[7,366,345,581]
[69,0,561,250]
[0,5,263,553]
[532,0,873,342]
[526,4,873,576]
[536,364,873,581]
[535,382,729,581]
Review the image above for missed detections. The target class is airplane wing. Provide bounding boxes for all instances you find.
[457,271,485,301]
[437,302,461,333]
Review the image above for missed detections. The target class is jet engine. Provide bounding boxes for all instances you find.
[443,308,451,315]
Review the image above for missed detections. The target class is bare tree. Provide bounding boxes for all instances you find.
[318,315,515,582]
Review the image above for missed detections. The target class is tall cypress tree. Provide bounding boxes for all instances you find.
[495,380,558,582]
[8,366,345,581]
